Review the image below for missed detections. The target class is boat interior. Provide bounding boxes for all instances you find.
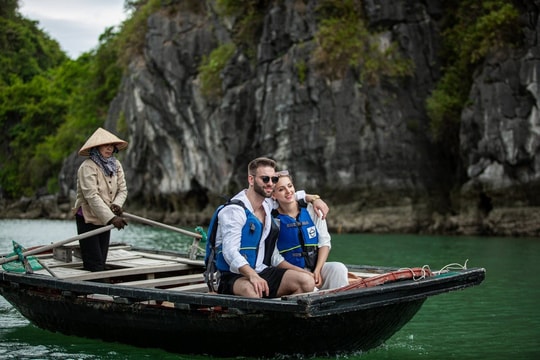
[34,243,210,292]
[26,242,384,298]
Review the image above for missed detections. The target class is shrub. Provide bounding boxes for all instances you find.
[427,0,520,141]
[199,43,236,98]
[312,0,413,84]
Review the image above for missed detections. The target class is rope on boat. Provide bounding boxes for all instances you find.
[397,265,433,281]
[193,227,207,255]
[433,259,469,275]
[195,226,207,242]
[397,260,469,279]
[303,259,473,296]
[322,259,473,295]
[331,266,434,293]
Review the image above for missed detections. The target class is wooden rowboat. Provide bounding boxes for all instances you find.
[0,217,486,357]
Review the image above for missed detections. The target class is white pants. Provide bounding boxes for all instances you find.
[318,262,349,290]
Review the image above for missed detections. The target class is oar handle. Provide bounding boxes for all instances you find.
[123,212,202,239]
[0,224,115,265]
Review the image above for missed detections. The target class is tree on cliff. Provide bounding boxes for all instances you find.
[0,0,123,198]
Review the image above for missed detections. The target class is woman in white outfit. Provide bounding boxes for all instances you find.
[271,171,349,290]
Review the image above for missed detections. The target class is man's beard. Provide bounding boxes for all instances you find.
[253,181,272,198]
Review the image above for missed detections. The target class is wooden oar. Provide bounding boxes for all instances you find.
[123,212,202,238]
[0,224,115,265]
[122,212,204,260]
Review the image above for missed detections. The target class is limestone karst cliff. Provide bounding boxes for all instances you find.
[52,0,540,236]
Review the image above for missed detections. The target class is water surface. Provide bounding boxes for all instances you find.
[1,219,538,359]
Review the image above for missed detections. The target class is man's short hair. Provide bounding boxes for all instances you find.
[248,157,276,175]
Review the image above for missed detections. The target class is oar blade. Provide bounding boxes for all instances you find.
[1,240,44,273]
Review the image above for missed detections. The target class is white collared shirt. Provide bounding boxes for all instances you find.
[215,190,307,274]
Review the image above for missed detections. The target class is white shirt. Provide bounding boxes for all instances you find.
[215,190,307,274]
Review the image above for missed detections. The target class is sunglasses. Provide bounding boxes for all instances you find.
[259,176,279,184]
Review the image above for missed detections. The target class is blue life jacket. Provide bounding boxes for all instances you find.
[204,199,246,269]
[273,205,319,271]
[215,208,263,271]
[204,199,279,291]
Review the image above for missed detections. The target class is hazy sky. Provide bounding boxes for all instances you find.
[19,0,128,58]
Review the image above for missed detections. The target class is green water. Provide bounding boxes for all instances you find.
[1,219,539,359]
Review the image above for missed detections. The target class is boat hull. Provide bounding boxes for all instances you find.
[0,283,425,357]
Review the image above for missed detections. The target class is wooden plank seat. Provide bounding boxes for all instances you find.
[50,244,132,263]
[30,247,202,280]
[117,273,204,288]
[37,257,85,269]
[62,263,194,281]
[33,262,195,281]
[33,266,90,278]
[168,282,209,292]
[35,246,140,269]
[108,257,180,268]
[129,251,204,267]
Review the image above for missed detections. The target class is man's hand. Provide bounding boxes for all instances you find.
[248,273,270,298]
[308,196,329,219]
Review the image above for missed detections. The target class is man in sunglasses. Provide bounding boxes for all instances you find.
[213,157,329,298]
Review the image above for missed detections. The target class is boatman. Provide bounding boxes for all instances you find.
[72,127,128,272]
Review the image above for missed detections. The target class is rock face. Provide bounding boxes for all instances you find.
[458,0,540,236]
[53,0,540,236]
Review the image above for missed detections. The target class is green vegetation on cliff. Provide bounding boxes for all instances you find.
[313,0,413,84]
[427,0,520,151]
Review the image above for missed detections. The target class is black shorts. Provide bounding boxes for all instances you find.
[218,267,287,298]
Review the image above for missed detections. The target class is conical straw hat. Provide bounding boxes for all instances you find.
[78,127,128,156]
